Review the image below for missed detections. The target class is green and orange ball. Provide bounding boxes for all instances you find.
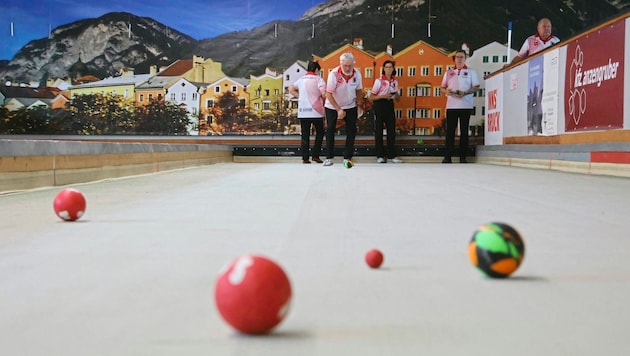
[468,222,525,278]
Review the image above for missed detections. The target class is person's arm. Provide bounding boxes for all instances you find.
[288,84,298,98]
[510,55,525,66]
[356,89,364,108]
[326,91,345,119]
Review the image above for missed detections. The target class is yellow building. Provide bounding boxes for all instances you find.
[248,68,284,117]
[68,68,149,102]
[199,76,249,135]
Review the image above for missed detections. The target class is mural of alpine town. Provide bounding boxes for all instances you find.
[1,0,628,136]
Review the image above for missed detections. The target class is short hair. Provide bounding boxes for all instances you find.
[340,52,355,63]
[307,61,321,72]
[452,50,467,61]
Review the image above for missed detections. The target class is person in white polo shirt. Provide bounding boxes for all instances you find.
[510,18,560,66]
[323,52,363,167]
[289,61,326,164]
[441,50,480,164]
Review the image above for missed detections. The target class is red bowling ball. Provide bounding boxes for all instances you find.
[215,255,292,335]
[365,249,384,269]
[53,188,87,221]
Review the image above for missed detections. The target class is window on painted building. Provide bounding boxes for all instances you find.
[124,89,129,98]
[434,87,442,97]
[285,74,290,81]
[394,109,402,119]
[232,86,237,92]
[274,102,279,110]
[264,89,270,96]
[291,101,298,109]
[157,94,162,101]
[395,68,403,77]
[418,86,430,96]
[254,103,260,110]
[181,93,186,101]
[207,99,214,108]
[263,101,271,111]
[407,87,416,97]
[408,67,416,77]
[139,94,144,102]
[255,89,261,96]
[433,108,441,119]
[239,99,246,108]
[421,66,429,76]
[502,55,508,63]
[407,109,415,118]
[482,106,486,115]
[479,88,485,97]
[206,114,214,124]
[418,108,430,118]
[112,90,116,95]
[170,93,176,101]
[215,86,220,93]
[492,56,499,63]
[472,106,477,115]
[192,107,197,115]
[192,93,198,100]
[148,94,153,101]
[274,89,279,95]
[482,56,489,63]
[434,66,443,76]
[365,68,373,78]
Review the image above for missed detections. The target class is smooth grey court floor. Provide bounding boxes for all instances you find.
[1,161,629,356]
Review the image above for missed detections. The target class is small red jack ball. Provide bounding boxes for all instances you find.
[365,249,384,269]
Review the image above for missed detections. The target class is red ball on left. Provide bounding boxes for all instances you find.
[53,188,87,221]
[215,255,292,335]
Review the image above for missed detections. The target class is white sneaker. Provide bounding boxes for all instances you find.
[390,157,403,163]
[376,157,386,163]
[323,159,333,166]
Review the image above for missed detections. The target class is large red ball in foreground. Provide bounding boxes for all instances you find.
[365,249,384,268]
[215,255,292,335]
[53,188,87,221]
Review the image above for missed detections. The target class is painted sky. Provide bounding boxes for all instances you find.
[0,0,323,60]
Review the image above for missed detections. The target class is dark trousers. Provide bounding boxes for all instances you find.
[325,107,358,160]
[299,118,324,160]
[444,108,472,160]
[373,99,397,159]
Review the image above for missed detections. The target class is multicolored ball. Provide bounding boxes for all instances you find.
[468,222,525,278]
[53,188,87,221]
[214,255,292,334]
[344,160,354,169]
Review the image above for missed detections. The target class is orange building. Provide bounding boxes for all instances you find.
[313,39,451,135]
[392,40,451,135]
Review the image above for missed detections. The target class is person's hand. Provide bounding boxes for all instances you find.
[337,108,346,120]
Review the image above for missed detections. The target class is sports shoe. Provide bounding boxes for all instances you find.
[323,159,333,166]
[442,157,452,164]
[303,159,311,164]
[390,157,403,163]
[312,157,323,164]
[376,157,386,163]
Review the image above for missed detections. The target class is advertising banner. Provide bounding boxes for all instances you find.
[541,48,559,135]
[564,21,625,131]
[485,73,503,145]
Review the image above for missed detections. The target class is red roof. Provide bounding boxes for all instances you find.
[158,59,193,76]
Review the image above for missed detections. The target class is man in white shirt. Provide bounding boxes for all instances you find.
[323,52,363,167]
[510,18,560,66]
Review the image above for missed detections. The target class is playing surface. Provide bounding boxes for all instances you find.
[1,162,629,355]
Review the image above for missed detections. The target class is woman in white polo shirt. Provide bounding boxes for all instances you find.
[441,50,480,163]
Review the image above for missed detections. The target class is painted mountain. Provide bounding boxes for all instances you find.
[0,0,628,83]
